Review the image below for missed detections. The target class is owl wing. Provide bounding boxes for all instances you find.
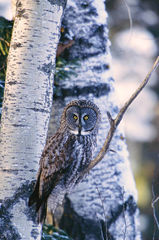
[28,134,71,222]
[38,156,66,205]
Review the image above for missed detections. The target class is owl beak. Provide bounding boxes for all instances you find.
[78,124,82,135]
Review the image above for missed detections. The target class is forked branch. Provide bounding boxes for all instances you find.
[80,56,159,178]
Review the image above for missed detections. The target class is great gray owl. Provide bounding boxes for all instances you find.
[28,100,101,223]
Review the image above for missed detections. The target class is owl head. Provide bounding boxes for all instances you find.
[60,100,101,136]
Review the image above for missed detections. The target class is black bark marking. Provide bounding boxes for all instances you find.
[0,181,38,239]
[0,204,21,240]
[6,93,16,98]
[27,107,50,113]
[1,169,19,175]
[86,7,98,17]
[107,196,137,228]
[126,196,138,216]
[55,82,111,99]
[16,1,28,19]
[17,9,26,18]
[16,1,22,8]
[47,0,67,8]
[60,197,113,240]
[60,196,137,240]
[79,1,98,17]
[12,124,27,128]
[38,62,55,76]
[12,42,22,50]
[2,106,8,112]
[7,81,21,86]
[29,44,33,48]
[93,64,110,72]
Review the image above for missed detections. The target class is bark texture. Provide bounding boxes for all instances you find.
[0,0,66,239]
[48,0,141,239]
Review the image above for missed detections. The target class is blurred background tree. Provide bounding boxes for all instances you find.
[107,0,159,239]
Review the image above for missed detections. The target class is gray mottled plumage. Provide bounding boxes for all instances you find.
[28,100,101,223]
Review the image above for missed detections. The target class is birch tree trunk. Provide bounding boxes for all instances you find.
[0,0,66,239]
[48,0,141,239]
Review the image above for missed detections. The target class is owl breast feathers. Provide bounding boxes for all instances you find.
[28,100,101,223]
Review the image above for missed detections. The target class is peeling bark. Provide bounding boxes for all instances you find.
[0,0,66,239]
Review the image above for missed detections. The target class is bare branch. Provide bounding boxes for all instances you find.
[107,111,114,127]
[115,56,159,126]
[152,185,159,231]
[80,56,159,178]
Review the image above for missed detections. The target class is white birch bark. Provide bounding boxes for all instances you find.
[48,0,141,239]
[0,0,66,239]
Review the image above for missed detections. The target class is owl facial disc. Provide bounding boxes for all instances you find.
[65,104,98,136]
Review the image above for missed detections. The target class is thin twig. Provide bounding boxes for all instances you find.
[122,0,133,40]
[95,185,108,240]
[80,56,159,178]
[152,184,159,231]
[152,196,159,230]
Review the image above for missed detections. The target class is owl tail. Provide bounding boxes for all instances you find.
[37,201,47,224]
[28,176,47,224]
[29,193,47,224]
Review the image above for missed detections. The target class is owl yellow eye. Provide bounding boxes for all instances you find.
[83,115,89,120]
[73,114,78,120]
